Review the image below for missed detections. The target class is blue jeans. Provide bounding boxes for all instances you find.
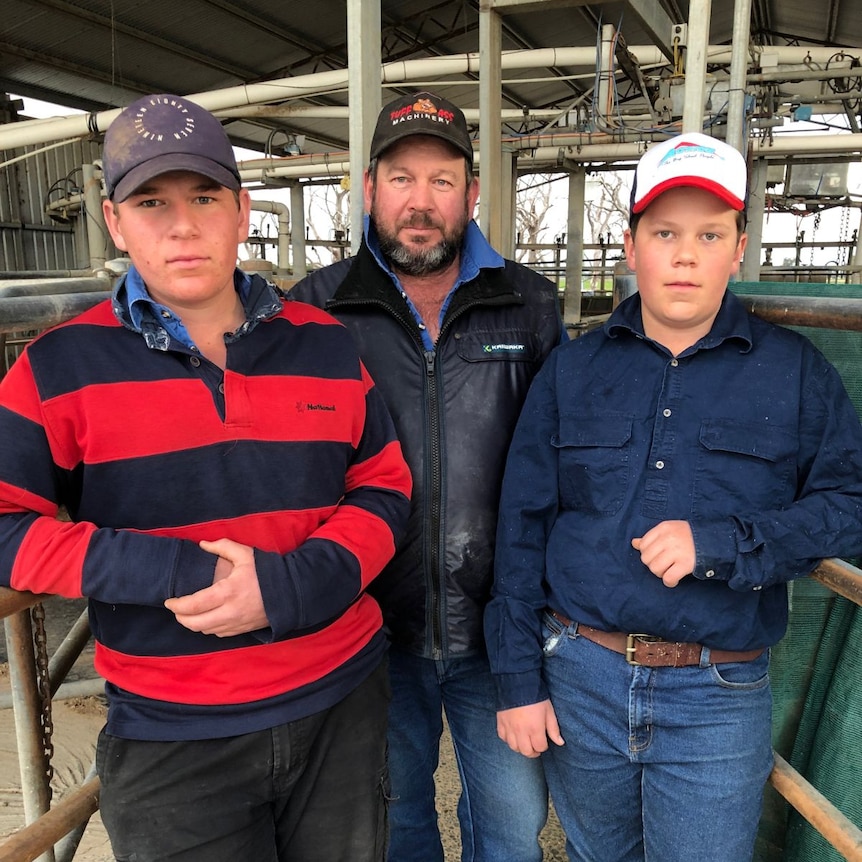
[387,646,547,862]
[541,614,774,862]
[97,659,390,862]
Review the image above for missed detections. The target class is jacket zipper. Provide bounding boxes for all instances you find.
[330,294,483,660]
[424,348,445,658]
[423,302,482,658]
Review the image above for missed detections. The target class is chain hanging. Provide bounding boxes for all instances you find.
[30,602,55,800]
[809,211,822,267]
[839,206,850,267]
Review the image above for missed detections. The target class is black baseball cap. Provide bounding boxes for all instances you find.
[369,91,473,165]
[102,94,241,202]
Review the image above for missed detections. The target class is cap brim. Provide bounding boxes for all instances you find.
[370,128,474,164]
[111,154,240,202]
[632,176,745,214]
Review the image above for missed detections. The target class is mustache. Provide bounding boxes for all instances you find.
[399,213,442,230]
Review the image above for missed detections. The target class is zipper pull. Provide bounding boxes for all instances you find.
[424,350,436,374]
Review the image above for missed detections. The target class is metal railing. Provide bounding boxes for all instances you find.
[771,558,862,861]
[1,588,99,862]
[743,296,862,862]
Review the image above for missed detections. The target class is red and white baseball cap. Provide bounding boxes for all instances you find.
[630,132,747,215]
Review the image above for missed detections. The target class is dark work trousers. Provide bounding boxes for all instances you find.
[97,657,390,862]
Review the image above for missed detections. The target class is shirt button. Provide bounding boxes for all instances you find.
[705,569,715,578]
[218,382,225,394]
[655,460,665,469]
[160,310,172,319]
[663,408,672,418]
[190,356,201,367]
[753,585,763,591]
[671,359,679,367]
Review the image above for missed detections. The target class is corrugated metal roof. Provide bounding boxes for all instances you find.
[1,0,860,156]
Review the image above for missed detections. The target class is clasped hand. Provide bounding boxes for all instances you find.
[164,538,269,637]
[631,519,696,587]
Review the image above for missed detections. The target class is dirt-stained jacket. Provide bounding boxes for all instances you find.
[290,226,563,658]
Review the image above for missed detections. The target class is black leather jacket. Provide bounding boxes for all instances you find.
[291,238,563,658]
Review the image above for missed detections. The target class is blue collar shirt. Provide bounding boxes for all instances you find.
[487,290,862,710]
[364,215,504,350]
[112,266,283,354]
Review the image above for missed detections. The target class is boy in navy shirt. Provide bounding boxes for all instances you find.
[486,132,862,862]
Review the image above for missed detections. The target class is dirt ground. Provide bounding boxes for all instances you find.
[0,598,567,860]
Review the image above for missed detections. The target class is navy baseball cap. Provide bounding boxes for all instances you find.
[370,91,473,165]
[102,94,241,202]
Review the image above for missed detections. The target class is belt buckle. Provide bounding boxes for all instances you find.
[625,633,662,666]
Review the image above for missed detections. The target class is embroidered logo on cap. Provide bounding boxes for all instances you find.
[389,97,457,128]
[658,140,722,167]
[132,96,197,144]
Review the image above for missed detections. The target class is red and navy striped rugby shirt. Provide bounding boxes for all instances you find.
[0,274,412,740]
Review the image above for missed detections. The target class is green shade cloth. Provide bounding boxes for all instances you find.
[731,283,862,862]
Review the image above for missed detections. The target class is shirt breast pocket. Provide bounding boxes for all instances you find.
[694,419,797,514]
[552,415,633,515]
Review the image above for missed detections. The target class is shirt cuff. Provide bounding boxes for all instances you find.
[493,670,549,712]
[690,518,738,581]
[171,540,218,598]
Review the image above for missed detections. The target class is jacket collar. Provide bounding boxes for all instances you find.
[333,222,520,312]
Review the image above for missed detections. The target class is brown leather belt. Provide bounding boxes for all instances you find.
[547,610,764,668]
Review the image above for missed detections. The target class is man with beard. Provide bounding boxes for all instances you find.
[291,92,564,862]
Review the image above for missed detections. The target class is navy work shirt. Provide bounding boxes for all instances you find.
[486,290,862,711]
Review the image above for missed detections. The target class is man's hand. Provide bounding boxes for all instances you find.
[164,539,269,637]
[631,520,695,587]
[496,701,564,758]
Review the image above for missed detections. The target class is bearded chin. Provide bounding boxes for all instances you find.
[372,208,468,277]
[380,234,460,276]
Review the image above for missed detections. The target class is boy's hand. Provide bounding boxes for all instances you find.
[165,539,269,636]
[631,520,695,587]
[496,701,564,758]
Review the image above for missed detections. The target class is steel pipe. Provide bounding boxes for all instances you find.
[4,610,53,859]
[0,272,95,281]
[0,677,103,711]
[0,586,46,619]
[1,45,855,151]
[736,295,862,332]
[0,292,110,334]
[0,777,100,862]
[813,558,862,607]
[47,609,92,698]
[53,764,98,862]
[249,200,290,274]
[770,753,862,862]
[0,278,109,298]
